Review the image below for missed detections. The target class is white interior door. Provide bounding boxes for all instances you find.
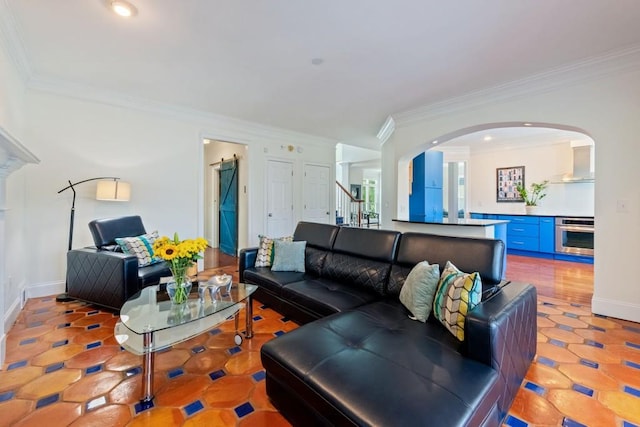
[267,160,294,237]
[303,164,331,224]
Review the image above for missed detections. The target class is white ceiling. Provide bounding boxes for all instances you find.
[3,0,640,148]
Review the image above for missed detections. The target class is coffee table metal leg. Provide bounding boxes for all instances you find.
[141,331,155,405]
[245,294,253,339]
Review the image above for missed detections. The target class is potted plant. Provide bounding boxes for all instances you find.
[516,180,549,214]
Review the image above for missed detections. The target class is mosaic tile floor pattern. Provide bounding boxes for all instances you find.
[1,294,639,426]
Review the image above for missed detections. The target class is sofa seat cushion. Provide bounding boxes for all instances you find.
[281,278,381,318]
[261,301,501,427]
[243,267,307,294]
[138,260,171,287]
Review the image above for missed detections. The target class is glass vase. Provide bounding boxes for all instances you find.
[166,276,192,305]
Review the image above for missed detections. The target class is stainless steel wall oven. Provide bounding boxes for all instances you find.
[555,217,594,256]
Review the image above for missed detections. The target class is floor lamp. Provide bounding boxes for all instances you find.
[56,177,131,302]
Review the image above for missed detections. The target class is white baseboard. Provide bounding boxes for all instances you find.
[591,296,640,323]
[4,294,22,336]
[0,332,5,369]
[26,280,65,299]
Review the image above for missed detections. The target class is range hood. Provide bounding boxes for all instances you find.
[559,144,594,182]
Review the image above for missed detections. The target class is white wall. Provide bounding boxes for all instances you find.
[382,63,640,323]
[0,36,25,139]
[12,88,335,301]
[465,142,594,217]
[349,167,364,190]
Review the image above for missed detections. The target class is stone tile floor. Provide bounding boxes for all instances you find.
[1,293,639,426]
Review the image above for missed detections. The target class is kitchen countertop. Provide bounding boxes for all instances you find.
[392,218,509,227]
[470,212,594,219]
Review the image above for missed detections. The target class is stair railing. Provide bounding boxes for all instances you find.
[336,181,363,227]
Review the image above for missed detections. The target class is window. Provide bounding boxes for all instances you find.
[362,179,377,213]
[443,162,467,218]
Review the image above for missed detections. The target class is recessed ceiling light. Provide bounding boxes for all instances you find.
[523,123,533,126]
[110,0,137,17]
[483,135,493,141]
[431,140,438,145]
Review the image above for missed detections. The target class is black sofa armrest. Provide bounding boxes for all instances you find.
[238,247,258,281]
[66,247,140,310]
[464,281,537,419]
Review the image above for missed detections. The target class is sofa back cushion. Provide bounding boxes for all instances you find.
[293,221,340,276]
[89,216,147,249]
[323,227,400,295]
[387,232,504,297]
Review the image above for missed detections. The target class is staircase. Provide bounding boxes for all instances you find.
[335,181,364,227]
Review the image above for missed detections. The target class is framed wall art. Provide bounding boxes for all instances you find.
[496,166,525,202]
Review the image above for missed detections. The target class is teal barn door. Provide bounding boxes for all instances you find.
[219,158,238,256]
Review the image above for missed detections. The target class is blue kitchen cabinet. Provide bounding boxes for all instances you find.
[409,151,443,222]
[470,213,590,263]
[424,150,443,188]
[498,215,539,252]
[539,217,555,253]
[424,187,443,221]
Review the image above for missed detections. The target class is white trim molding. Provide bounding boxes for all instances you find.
[393,45,640,128]
[376,116,395,145]
[26,280,65,300]
[0,333,4,370]
[591,296,640,324]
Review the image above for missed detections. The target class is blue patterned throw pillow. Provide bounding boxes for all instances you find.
[115,230,161,267]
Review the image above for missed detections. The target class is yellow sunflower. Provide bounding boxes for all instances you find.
[156,243,179,261]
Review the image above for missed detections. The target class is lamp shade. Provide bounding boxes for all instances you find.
[96,180,131,201]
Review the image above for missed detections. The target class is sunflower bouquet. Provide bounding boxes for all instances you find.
[153,233,208,303]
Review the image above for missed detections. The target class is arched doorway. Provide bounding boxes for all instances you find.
[397,122,595,220]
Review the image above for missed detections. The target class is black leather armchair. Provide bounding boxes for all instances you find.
[66,215,171,310]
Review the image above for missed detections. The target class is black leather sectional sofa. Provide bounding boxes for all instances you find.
[239,222,537,427]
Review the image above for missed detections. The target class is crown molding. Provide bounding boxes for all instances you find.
[376,116,395,145]
[394,44,640,127]
[28,75,338,148]
[0,0,33,83]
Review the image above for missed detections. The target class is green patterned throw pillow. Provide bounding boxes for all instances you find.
[115,230,161,267]
[433,261,482,341]
[254,235,293,268]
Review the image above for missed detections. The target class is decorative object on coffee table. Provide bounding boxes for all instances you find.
[153,232,208,304]
[208,274,233,300]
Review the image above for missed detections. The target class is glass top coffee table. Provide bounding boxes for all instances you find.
[115,281,257,407]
